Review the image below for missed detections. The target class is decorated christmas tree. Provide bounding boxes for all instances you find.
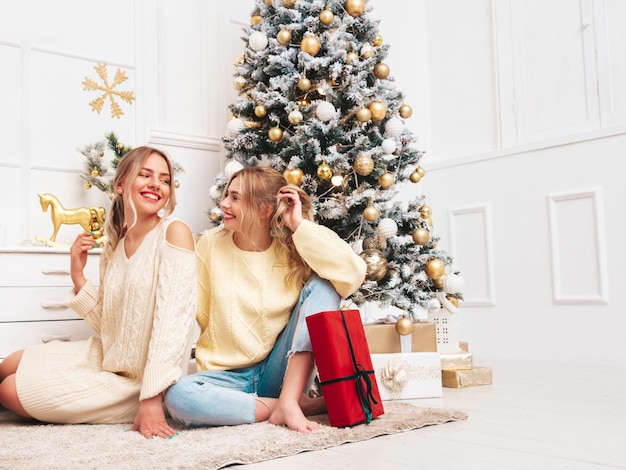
[209,0,463,320]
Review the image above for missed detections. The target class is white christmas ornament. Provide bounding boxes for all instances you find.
[224,160,244,178]
[381,138,397,154]
[377,217,398,239]
[385,117,404,137]
[249,31,269,51]
[226,118,245,137]
[442,273,464,294]
[316,101,336,121]
[209,185,222,199]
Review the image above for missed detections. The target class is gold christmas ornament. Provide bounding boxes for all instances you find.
[363,203,380,222]
[354,154,374,176]
[446,295,460,308]
[91,169,99,177]
[277,29,292,45]
[378,171,394,190]
[419,204,432,219]
[282,0,296,7]
[297,77,311,91]
[374,63,390,79]
[254,104,267,117]
[320,9,334,25]
[368,101,387,121]
[116,142,124,150]
[360,248,388,281]
[372,35,383,47]
[209,207,224,223]
[288,109,303,125]
[356,107,371,122]
[174,180,180,188]
[264,0,273,6]
[399,103,413,118]
[346,0,365,17]
[346,51,359,65]
[425,258,446,280]
[233,76,246,91]
[283,168,304,186]
[268,126,283,141]
[244,120,261,128]
[233,55,245,66]
[410,168,423,183]
[362,236,378,250]
[317,162,332,180]
[426,217,433,227]
[84,182,92,189]
[300,36,321,56]
[432,277,443,288]
[395,316,414,336]
[250,14,262,25]
[412,227,430,245]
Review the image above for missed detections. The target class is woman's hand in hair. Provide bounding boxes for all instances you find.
[279,187,303,232]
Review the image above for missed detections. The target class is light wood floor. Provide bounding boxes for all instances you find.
[243,358,626,469]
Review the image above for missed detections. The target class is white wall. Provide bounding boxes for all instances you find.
[370,0,626,364]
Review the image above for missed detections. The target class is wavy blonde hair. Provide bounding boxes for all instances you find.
[100,146,176,276]
[224,165,313,288]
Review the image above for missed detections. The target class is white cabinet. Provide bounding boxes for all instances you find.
[0,247,100,360]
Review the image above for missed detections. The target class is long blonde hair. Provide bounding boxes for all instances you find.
[224,165,313,288]
[100,146,176,274]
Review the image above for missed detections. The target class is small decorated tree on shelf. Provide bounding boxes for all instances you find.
[78,132,183,200]
[78,132,133,200]
[209,0,463,322]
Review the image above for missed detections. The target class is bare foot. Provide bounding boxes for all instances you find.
[298,393,326,416]
[268,399,319,433]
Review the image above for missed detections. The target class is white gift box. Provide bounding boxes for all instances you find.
[371,352,442,400]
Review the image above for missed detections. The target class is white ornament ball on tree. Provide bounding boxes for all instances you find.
[381,138,396,154]
[209,185,222,200]
[224,160,244,178]
[316,101,336,122]
[377,217,398,240]
[226,118,245,137]
[442,273,464,294]
[384,117,404,137]
[249,31,269,51]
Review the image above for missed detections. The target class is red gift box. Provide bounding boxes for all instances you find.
[306,309,384,427]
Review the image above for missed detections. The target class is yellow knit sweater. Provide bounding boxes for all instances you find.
[195,220,366,371]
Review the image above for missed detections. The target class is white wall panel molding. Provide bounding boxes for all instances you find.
[148,130,223,152]
[448,203,496,307]
[547,187,609,305]
[426,125,626,171]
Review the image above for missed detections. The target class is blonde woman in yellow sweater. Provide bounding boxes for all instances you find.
[0,147,197,439]
[164,166,366,433]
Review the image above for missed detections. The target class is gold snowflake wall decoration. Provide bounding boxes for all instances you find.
[82,63,135,119]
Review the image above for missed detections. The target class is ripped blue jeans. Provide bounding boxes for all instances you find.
[163,275,340,427]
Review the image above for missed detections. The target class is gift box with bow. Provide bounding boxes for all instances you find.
[306,309,384,427]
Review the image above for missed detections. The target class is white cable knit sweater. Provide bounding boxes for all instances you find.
[15,218,198,424]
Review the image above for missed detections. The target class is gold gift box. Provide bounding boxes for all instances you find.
[440,352,473,371]
[441,366,493,388]
[363,322,437,354]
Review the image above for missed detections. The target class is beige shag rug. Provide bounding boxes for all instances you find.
[0,402,467,469]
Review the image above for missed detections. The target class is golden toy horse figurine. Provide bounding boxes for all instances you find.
[38,193,106,243]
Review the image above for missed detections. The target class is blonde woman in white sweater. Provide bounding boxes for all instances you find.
[164,166,366,433]
[0,147,197,439]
